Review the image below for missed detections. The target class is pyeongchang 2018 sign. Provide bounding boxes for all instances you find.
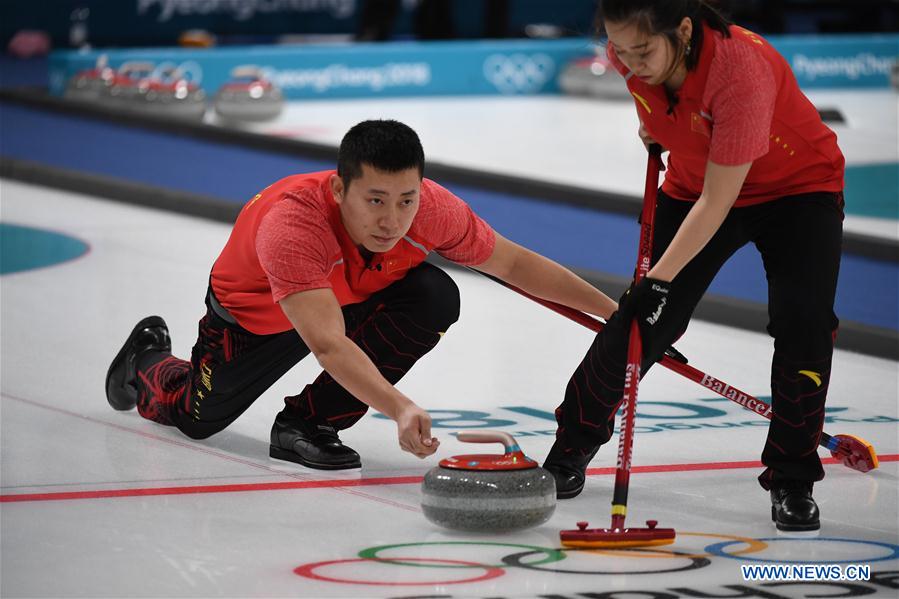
[136,0,357,22]
[261,63,431,94]
[792,53,893,84]
[50,39,589,99]
[49,34,897,100]
[770,34,899,89]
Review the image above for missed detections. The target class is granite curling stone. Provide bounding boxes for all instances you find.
[64,55,115,102]
[421,431,556,532]
[558,49,630,99]
[100,62,156,111]
[213,65,284,123]
[100,62,206,121]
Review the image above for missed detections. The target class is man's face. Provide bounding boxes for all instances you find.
[331,164,421,253]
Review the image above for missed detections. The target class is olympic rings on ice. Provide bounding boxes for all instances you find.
[358,541,566,569]
[585,532,769,560]
[502,547,710,575]
[293,557,504,585]
[706,537,899,564]
[292,534,897,586]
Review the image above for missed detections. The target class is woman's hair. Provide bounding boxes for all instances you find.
[596,0,731,72]
[337,120,425,189]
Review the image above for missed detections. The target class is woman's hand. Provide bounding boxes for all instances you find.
[638,121,661,151]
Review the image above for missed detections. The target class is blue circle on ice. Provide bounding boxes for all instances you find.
[0,223,89,274]
[705,537,899,564]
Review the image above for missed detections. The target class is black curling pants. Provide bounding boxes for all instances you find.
[555,190,843,488]
[134,262,460,440]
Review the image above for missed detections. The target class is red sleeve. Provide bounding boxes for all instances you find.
[416,179,496,265]
[704,38,776,165]
[255,190,339,303]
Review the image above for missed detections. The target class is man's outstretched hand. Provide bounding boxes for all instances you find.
[396,403,440,458]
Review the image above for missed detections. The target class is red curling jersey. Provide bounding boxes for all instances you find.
[211,170,496,334]
[608,24,844,206]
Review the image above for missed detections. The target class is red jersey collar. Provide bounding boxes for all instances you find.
[608,22,720,106]
[677,22,719,102]
[323,173,370,267]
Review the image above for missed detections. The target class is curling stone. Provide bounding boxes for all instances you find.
[140,64,207,121]
[101,62,206,121]
[421,431,555,532]
[100,61,155,110]
[213,65,284,123]
[558,49,629,100]
[64,55,115,102]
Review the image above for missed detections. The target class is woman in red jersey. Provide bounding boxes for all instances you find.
[543,0,844,532]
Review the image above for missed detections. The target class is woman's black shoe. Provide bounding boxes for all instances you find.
[770,481,820,531]
[542,440,600,499]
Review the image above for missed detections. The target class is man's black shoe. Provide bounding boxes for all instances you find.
[543,439,600,499]
[770,481,820,532]
[105,316,171,411]
[270,412,361,470]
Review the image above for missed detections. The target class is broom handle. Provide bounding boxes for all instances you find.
[471,265,858,455]
[610,144,664,529]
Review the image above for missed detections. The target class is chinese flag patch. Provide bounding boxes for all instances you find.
[385,258,412,273]
[691,112,711,137]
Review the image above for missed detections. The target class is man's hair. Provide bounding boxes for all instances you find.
[337,120,425,188]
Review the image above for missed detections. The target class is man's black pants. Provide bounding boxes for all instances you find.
[135,263,460,439]
[556,190,843,488]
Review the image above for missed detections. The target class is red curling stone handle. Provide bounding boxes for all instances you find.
[457,431,520,455]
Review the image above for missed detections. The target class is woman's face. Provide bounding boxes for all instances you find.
[605,18,690,86]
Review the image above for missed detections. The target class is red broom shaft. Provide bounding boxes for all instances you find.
[611,319,643,514]
[659,357,771,417]
[480,278,855,458]
[610,146,662,524]
[478,274,778,418]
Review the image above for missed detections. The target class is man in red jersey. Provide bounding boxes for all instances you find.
[106,120,617,470]
[543,0,844,532]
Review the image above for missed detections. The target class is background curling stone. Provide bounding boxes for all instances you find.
[214,65,284,123]
[64,55,115,102]
[100,61,155,111]
[421,431,555,532]
[558,48,629,99]
[140,64,207,121]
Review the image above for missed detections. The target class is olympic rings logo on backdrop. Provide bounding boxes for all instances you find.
[292,535,899,587]
[482,53,555,94]
[148,61,203,85]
